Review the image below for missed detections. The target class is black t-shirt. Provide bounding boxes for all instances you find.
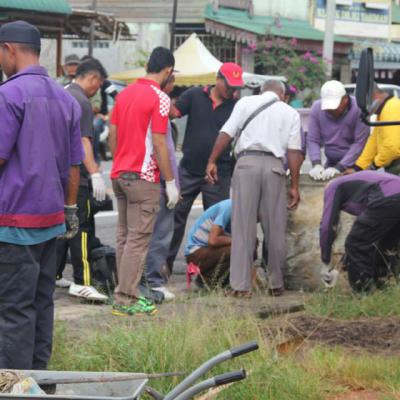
[175,86,236,176]
[66,82,94,185]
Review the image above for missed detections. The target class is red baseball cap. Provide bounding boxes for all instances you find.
[218,62,244,88]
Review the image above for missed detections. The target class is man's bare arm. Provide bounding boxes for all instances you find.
[208,225,231,247]
[109,124,117,158]
[287,149,304,210]
[65,165,80,205]
[205,132,232,184]
[82,137,100,174]
[169,104,181,119]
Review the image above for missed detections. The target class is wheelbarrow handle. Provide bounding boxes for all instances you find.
[163,342,258,400]
[214,369,246,386]
[230,341,259,358]
[173,369,247,400]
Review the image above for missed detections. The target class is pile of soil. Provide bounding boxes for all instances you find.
[265,315,400,355]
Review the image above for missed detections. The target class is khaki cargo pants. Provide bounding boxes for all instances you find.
[112,177,160,305]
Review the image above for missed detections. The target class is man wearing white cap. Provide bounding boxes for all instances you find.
[307,80,369,181]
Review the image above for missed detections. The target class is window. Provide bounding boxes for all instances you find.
[71,41,110,49]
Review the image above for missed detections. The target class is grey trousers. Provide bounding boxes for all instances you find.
[0,239,57,370]
[167,166,231,271]
[230,154,287,291]
[144,191,174,287]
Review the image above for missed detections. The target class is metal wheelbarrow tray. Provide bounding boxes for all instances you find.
[1,341,258,400]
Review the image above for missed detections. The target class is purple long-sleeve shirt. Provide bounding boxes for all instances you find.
[0,65,83,228]
[320,171,400,264]
[307,97,369,171]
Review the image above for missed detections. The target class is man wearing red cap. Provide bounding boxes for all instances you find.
[166,62,244,274]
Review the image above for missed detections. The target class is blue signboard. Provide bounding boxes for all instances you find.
[316,0,389,24]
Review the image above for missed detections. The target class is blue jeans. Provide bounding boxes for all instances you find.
[144,191,174,287]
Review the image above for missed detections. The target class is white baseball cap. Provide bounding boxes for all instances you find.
[320,80,346,110]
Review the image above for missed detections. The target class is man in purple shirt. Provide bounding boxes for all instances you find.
[320,171,400,293]
[0,21,83,370]
[307,81,369,181]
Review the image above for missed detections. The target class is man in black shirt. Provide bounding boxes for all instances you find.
[167,63,244,273]
[56,58,108,301]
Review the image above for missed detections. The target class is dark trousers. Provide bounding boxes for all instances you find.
[0,239,57,370]
[345,195,400,292]
[143,191,174,288]
[167,166,231,272]
[186,245,231,287]
[56,185,93,285]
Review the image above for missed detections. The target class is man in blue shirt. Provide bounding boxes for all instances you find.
[185,199,232,287]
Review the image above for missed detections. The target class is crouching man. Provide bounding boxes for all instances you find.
[185,199,232,287]
[320,171,400,293]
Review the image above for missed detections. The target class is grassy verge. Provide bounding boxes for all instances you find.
[50,299,400,399]
[306,285,400,319]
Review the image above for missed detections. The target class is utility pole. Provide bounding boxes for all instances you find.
[170,0,178,51]
[88,0,98,57]
[322,0,336,78]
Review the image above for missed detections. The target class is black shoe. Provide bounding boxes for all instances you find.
[268,287,284,297]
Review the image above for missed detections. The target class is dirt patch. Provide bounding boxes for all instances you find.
[330,390,389,400]
[265,315,400,355]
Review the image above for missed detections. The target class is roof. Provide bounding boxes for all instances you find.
[67,0,209,23]
[350,39,400,63]
[204,4,349,43]
[393,4,400,24]
[0,0,72,15]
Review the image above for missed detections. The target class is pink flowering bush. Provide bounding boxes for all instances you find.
[251,36,326,106]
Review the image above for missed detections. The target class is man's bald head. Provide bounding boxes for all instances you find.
[261,80,285,99]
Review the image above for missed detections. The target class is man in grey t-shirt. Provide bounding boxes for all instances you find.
[56,58,108,301]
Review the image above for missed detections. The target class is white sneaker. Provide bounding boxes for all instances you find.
[56,278,72,288]
[152,286,175,301]
[69,283,108,302]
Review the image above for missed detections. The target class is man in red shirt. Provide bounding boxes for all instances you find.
[109,47,179,316]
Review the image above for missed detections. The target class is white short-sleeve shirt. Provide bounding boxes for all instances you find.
[221,91,302,158]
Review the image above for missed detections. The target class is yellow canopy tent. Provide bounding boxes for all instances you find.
[111,33,222,86]
[111,33,285,86]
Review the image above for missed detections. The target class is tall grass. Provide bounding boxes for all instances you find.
[50,301,400,399]
[306,285,400,319]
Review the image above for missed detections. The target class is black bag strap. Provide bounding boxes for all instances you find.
[232,98,279,153]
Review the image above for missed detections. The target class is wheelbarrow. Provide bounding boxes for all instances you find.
[1,341,258,400]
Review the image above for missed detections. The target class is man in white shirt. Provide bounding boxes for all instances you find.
[206,80,303,296]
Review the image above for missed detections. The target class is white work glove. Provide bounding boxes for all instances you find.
[309,164,325,180]
[91,172,107,202]
[320,265,339,289]
[321,167,340,181]
[165,179,179,209]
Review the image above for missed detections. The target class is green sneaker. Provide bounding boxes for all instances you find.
[112,298,157,316]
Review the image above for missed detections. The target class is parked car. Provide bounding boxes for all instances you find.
[344,83,400,98]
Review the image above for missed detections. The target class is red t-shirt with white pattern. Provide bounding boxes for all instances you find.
[110,78,170,183]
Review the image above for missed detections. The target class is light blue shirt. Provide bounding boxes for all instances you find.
[185,200,231,256]
[0,224,66,245]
